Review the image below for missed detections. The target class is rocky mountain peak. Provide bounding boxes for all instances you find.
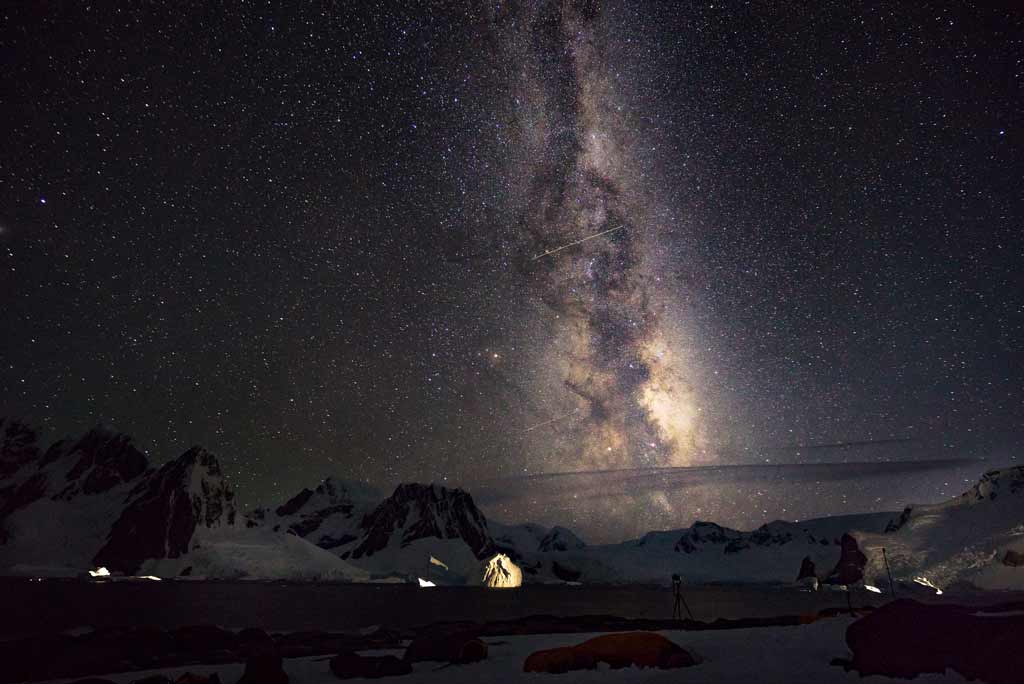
[55,427,149,499]
[93,446,235,573]
[0,419,41,478]
[964,466,1024,503]
[347,482,493,560]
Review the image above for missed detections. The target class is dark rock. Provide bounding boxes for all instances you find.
[318,534,357,549]
[175,674,221,684]
[748,525,793,547]
[0,633,76,682]
[349,483,493,560]
[453,638,487,663]
[723,539,749,554]
[1003,549,1024,567]
[329,652,411,679]
[689,521,733,544]
[404,627,485,663]
[276,488,314,517]
[523,632,696,673]
[171,625,239,654]
[56,428,149,499]
[797,556,816,582]
[94,446,235,574]
[825,533,866,585]
[884,507,913,532]
[68,679,119,684]
[0,418,40,477]
[180,565,193,576]
[236,641,288,684]
[845,599,1024,684]
[674,536,696,553]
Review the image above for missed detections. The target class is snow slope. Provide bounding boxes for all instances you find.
[523,514,896,586]
[855,466,1024,591]
[244,477,380,551]
[139,527,370,582]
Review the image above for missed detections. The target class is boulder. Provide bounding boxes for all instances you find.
[329,652,411,679]
[523,632,696,673]
[825,533,866,585]
[174,674,221,684]
[796,555,816,582]
[845,599,1024,684]
[404,628,485,663]
[236,638,287,684]
[172,625,239,655]
[1003,549,1024,567]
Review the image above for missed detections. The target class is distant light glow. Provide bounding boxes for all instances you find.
[429,555,449,571]
[865,584,882,593]
[913,576,943,595]
[417,577,436,587]
[89,567,110,577]
[482,553,523,588]
[139,575,162,581]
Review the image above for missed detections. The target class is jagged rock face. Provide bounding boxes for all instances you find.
[963,467,1024,502]
[93,446,235,573]
[53,428,149,499]
[885,507,913,532]
[797,555,817,581]
[245,478,374,550]
[1,425,150,547]
[349,483,493,560]
[0,419,40,478]
[672,521,794,554]
[826,533,867,585]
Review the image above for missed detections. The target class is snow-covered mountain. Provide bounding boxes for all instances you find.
[93,445,236,573]
[505,514,896,586]
[244,477,380,550]
[0,420,365,581]
[4,419,1022,590]
[0,421,153,570]
[854,466,1024,591]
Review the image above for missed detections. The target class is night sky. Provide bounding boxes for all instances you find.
[2,2,1021,542]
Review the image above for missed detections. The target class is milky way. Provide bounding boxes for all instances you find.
[495,1,703,481]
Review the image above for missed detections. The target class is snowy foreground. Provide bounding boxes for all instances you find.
[41,618,969,684]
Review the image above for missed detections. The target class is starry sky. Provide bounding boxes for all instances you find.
[2,2,1022,542]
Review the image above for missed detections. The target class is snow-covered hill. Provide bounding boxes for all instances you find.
[139,526,369,582]
[855,466,1024,591]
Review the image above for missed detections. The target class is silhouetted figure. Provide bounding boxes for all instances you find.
[671,573,694,620]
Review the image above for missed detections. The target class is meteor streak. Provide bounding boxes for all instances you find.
[524,408,581,432]
[530,225,624,261]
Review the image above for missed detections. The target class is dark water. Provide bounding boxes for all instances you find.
[1,579,1016,638]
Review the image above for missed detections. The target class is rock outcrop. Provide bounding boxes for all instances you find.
[346,483,493,560]
[94,447,236,574]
